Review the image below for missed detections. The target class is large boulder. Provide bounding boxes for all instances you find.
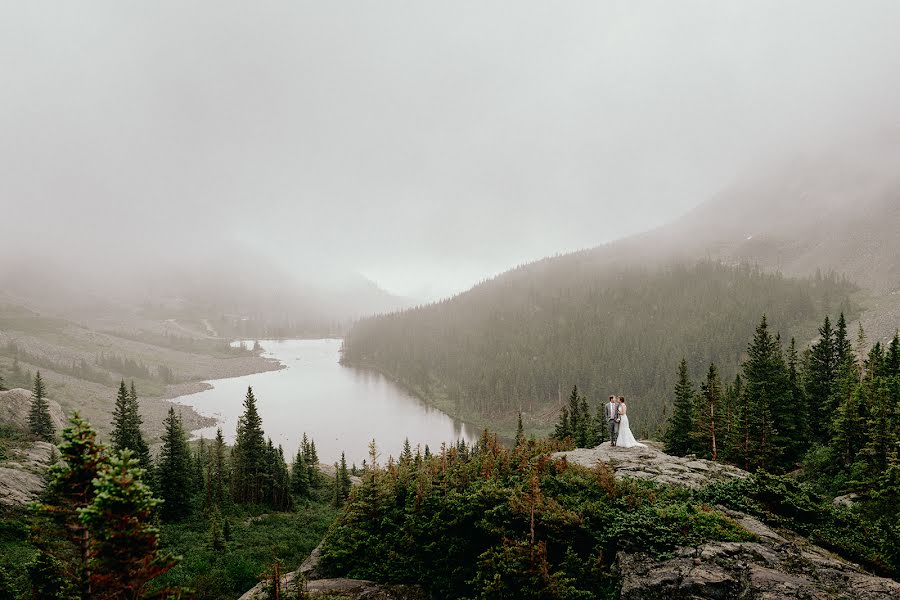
[552,441,748,488]
[618,512,900,599]
[0,388,66,433]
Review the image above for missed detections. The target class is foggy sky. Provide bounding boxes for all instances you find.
[2,2,900,300]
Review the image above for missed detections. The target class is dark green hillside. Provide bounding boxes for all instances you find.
[342,261,856,436]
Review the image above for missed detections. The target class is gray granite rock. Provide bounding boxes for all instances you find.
[618,513,900,599]
[552,441,748,489]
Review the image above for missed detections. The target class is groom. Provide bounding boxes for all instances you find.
[605,395,620,446]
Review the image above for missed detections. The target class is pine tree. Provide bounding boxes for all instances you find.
[291,445,310,499]
[332,462,342,507]
[400,438,414,464]
[81,450,179,598]
[208,506,227,552]
[692,364,722,461]
[28,371,55,442]
[663,359,695,456]
[515,413,526,448]
[771,337,805,467]
[739,315,789,470]
[552,406,571,441]
[156,407,193,521]
[110,381,151,472]
[233,387,266,504]
[805,315,837,442]
[576,395,592,447]
[566,385,581,441]
[339,452,351,502]
[31,413,106,599]
[209,428,228,508]
[886,331,900,376]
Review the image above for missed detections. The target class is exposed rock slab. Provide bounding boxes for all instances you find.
[0,441,57,506]
[618,512,900,600]
[552,442,748,488]
[0,388,66,432]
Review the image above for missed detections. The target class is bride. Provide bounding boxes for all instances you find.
[615,397,646,449]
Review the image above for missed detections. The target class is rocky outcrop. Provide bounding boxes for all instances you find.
[618,511,900,599]
[239,541,425,600]
[0,441,58,506]
[238,574,426,600]
[0,388,66,433]
[553,441,748,488]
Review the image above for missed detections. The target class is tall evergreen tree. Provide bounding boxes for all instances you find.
[805,315,837,442]
[28,371,55,442]
[566,385,581,441]
[233,387,266,504]
[291,444,310,499]
[209,428,228,508]
[156,407,193,521]
[110,380,151,472]
[31,413,106,600]
[663,359,695,456]
[80,450,178,598]
[552,406,571,441]
[515,413,526,447]
[738,315,789,470]
[771,337,806,466]
[692,363,722,461]
[339,451,352,502]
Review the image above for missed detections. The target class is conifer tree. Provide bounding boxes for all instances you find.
[27,552,72,600]
[332,462,342,507]
[209,428,228,508]
[156,407,193,521]
[664,359,695,456]
[28,371,55,442]
[80,450,179,598]
[233,386,266,504]
[566,386,581,441]
[552,406,571,441]
[515,413,526,448]
[886,331,900,376]
[805,315,837,442]
[739,315,788,470]
[721,373,742,462]
[692,363,722,460]
[339,451,352,502]
[576,395,592,447]
[771,337,806,466]
[31,413,106,600]
[0,371,5,391]
[110,380,151,472]
[291,445,310,499]
[400,438,414,464]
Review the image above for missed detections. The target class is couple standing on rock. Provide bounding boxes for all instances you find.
[605,395,645,448]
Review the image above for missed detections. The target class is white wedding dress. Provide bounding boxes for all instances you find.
[615,408,646,448]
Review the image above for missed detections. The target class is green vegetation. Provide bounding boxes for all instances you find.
[319,434,753,599]
[110,381,151,471]
[659,311,900,575]
[27,372,54,442]
[342,261,856,436]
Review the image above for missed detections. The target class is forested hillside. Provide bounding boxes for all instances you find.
[342,261,855,435]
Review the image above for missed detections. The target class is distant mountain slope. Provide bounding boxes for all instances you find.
[611,145,900,295]
[342,261,855,436]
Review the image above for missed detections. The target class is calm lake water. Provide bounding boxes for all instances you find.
[172,339,476,465]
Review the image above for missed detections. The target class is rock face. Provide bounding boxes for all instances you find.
[618,512,900,599]
[553,441,748,488]
[0,388,66,433]
[0,441,57,506]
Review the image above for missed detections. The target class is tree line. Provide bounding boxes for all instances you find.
[341,261,855,435]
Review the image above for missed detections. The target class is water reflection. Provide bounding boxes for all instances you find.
[172,339,477,465]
